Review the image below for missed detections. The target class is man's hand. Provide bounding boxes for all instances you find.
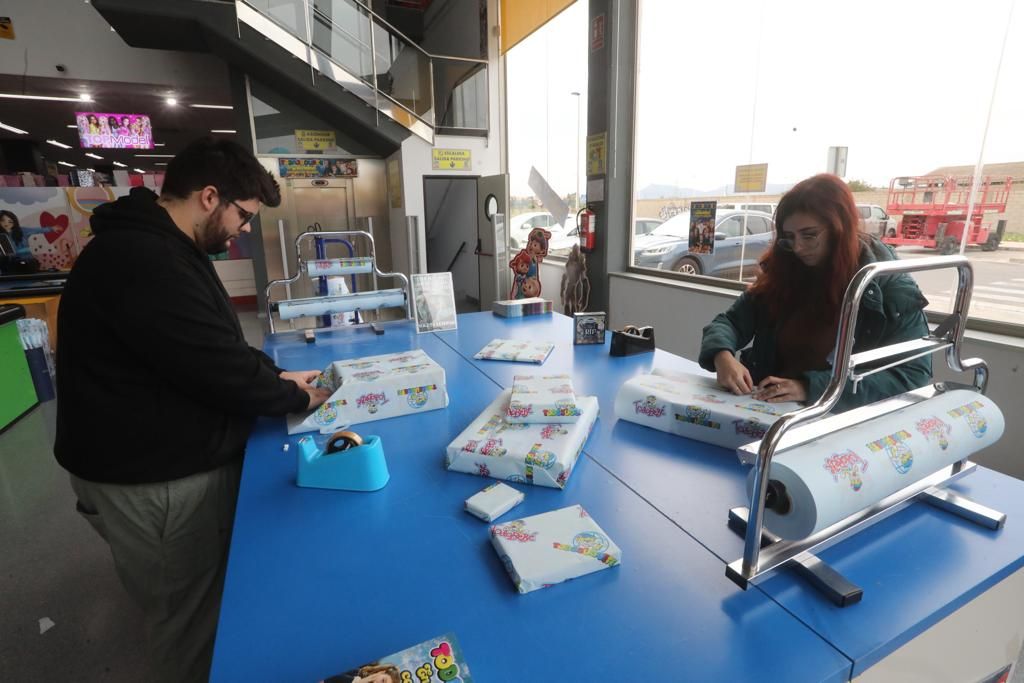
[714,350,753,395]
[753,375,808,403]
[280,370,330,410]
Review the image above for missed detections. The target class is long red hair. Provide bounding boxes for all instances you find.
[749,174,867,324]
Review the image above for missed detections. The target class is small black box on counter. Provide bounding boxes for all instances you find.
[573,311,607,345]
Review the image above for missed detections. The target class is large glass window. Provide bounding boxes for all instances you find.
[632,0,1023,329]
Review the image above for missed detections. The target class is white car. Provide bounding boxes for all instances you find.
[508,212,578,254]
[857,204,897,237]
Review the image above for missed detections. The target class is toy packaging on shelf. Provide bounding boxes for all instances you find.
[613,367,800,451]
[474,338,555,364]
[490,504,622,594]
[287,348,448,435]
[321,632,473,682]
[507,373,581,424]
[492,297,553,318]
[445,389,599,489]
[464,482,525,522]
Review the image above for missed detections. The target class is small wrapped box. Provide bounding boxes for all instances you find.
[507,374,581,424]
[613,367,800,451]
[573,311,607,345]
[287,349,448,435]
[474,338,555,364]
[445,389,599,489]
[492,297,553,318]
[464,482,525,522]
[490,504,622,594]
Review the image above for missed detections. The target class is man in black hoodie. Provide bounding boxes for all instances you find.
[55,137,330,682]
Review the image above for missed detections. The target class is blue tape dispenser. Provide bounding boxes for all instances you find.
[296,430,390,492]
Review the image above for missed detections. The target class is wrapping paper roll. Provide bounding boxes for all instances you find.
[750,389,1004,540]
[305,257,374,277]
[613,369,801,449]
[277,288,405,320]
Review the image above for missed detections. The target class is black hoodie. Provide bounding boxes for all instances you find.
[55,187,309,484]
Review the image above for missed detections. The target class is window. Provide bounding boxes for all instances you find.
[747,216,771,235]
[632,0,1023,331]
[717,215,744,239]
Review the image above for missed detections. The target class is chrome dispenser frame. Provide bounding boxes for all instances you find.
[726,255,1005,606]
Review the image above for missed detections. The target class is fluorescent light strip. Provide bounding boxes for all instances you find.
[0,121,29,134]
[210,129,237,134]
[112,161,127,168]
[58,161,75,167]
[153,143,165,147]
[135,154,174,158]
[67,124,78,128]
[85,153,103,160]
[190,103,233,110]
[47,139,72,149]
[133,168,146,173]
[154,163,168,166]
[0,93,82,102]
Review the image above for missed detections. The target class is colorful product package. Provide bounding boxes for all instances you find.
[321,632,472,683]
[474,338,555,364]
[613,367,801,451]
[490,504,622,594]
[464,482,525,522]
[445,389,599,489]
[573,311,607,345]
[287,348,448,435]
[492,297,553,317]
[507,373,581,424]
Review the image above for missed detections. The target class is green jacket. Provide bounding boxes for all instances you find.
[698,237,932,412]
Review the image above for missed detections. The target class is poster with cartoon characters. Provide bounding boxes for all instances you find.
[445,388,599,489]
[490,504,621,594]
[0,188,80,270]
[287,349,449,435]
[321,632,473,683]
[508,226,551,299]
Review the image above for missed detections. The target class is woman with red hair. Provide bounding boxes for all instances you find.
[699,174,931,412]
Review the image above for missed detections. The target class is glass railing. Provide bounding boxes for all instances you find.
[242,0,488,136]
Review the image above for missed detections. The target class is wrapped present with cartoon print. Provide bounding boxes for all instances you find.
[473,338,555,364]
[506,373,582,424]
[490,504,622,594]
[286,348,448,435]
[613,367,801,452]
[445,389,599,489]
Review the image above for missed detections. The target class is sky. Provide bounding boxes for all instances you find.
[506,0,1022,198]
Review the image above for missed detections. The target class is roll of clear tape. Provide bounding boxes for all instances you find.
[277,289,406,320]
[749,389,1005,540]
[305,258,374,277]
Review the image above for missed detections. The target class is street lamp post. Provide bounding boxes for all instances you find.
[571,91,581,212]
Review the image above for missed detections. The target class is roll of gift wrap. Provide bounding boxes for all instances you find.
[613,369,801,450]
[277,288,406,320]
[305,257,374,277]
[749,389,1004,540]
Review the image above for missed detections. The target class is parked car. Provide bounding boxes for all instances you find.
[718,201,777,217]
[633,209,775,279]
[509,211,577,253]
[635,217,663,236]
[857,204,897,237]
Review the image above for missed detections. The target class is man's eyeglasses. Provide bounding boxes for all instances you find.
[228,199,255,229]
[776,229,823,252]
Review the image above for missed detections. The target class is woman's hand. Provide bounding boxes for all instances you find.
[753,375,808,403]
[714,350,753,395]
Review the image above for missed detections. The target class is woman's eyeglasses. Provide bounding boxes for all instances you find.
[776,229,823,252]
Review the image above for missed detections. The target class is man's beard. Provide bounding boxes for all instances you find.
[197,205,233,254]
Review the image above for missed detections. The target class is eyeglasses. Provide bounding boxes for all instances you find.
[776,229,823,252]
[228,199,255,229]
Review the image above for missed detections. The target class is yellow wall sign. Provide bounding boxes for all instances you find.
[431,148,472,171]
[734,163,769,193]
[586,132,607,176]
[0,17,14,40]
[294,129,336,152]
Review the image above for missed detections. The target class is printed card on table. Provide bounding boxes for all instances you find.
[412,272,458,333]
[474,338,555,364]
[320,632,472,682]
[490,504,622,594]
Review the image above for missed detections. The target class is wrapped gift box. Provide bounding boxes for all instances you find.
[445,389,599,489]
[507,373,581,424]
[465,482,525,522]
[287,348,448,435]
[490,504,622,594]
[492,297,553,318]
[613,367,801,451]
[474,338,554,364]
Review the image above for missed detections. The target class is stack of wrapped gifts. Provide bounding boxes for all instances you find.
[445,374,598,489]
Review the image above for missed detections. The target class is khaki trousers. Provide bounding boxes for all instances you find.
[70,460,242,683]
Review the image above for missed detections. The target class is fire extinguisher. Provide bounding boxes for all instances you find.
[577,207,596,253]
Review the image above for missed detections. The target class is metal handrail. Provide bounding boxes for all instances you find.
[741,255,985,581]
